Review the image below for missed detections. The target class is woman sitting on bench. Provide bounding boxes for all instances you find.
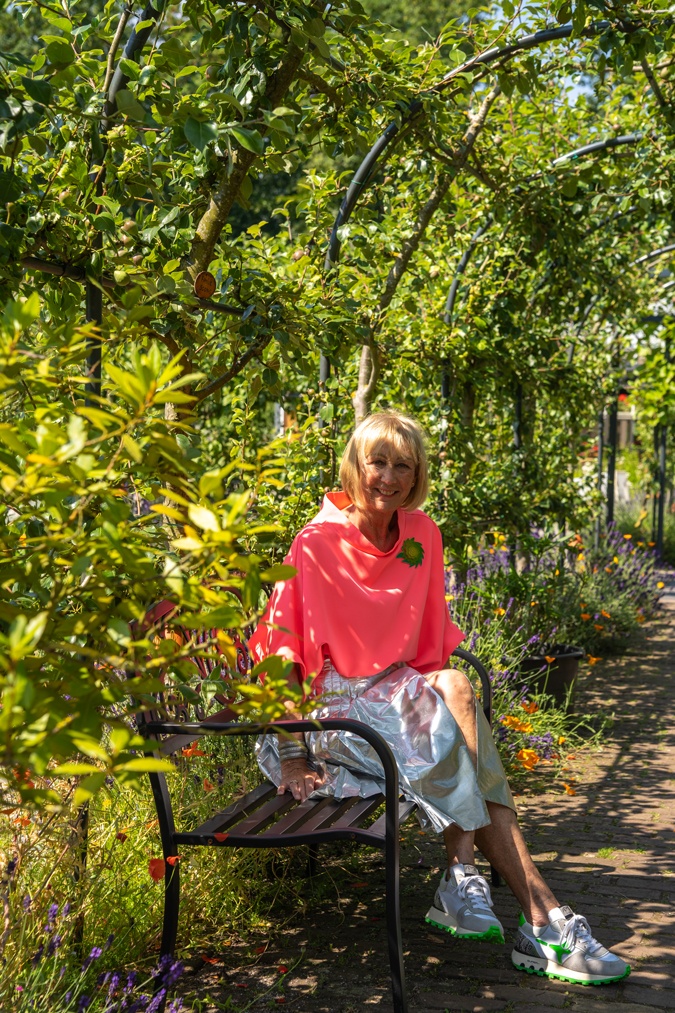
[249,410,628,986]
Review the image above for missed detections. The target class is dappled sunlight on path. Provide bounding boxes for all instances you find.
[181,603,675,1012]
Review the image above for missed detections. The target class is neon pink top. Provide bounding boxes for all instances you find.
[248,492,464,680]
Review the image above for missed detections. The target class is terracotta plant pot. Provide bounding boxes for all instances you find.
[518,644,584,708]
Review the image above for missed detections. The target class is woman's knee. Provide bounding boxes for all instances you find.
[430,668,476,709]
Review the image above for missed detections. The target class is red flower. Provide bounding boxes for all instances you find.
[278,965,289,974]
[148,858,165,882]
[203,778,215,792]
[255,945,266,954]
[116,832,128,843]
[166,855,182,866]
[201,955,218,965]
[213,832,229,842]
[275,998,287,1005]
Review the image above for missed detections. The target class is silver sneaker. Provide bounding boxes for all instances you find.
[425,863,505,943]
[512,905,630,985]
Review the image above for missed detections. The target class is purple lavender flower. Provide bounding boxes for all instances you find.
[23,894,32,911]
[82,946,103,971]
[63,901,71,916]
[31,944,44,967]
[47,934,62,957]
[77,996,91,1012]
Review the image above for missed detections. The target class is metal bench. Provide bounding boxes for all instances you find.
[135,600,495,1013]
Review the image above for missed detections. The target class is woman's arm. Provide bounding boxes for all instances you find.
[276,663,325,802]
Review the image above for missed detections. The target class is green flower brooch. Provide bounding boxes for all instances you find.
[397,537,425,568]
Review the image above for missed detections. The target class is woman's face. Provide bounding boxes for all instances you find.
[359,443,416,515]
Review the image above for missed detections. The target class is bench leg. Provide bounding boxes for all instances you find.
[307,843,319,877]
[385,831,408,1013]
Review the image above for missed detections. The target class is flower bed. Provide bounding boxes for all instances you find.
[446,526,666,788]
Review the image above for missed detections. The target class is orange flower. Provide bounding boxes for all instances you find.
[494,607,506,616]
[201,955,219,965]
[558,736,566,745]
[166,855,182,866]
[182,743,206,758]
[623,533,632,540]
[502,716,533,733]
[563,783,576,796]
[636,615,646,623]
[580,613,591,620]
[648,541,656,547]
[516,748,540,770]
[593,623,604,631]
[657,582,665,590]
[601,610,611,619]
[544,655,556,664]
[605,566,612,573]
[530,600,538,606]
[521,701,538,714]
[148,858,165,882]
[587,656,602,666]
[203,778,215,792]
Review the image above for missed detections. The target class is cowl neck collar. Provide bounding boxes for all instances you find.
[316,491,407,557]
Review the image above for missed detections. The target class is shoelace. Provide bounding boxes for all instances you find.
[560,913,605,955]
[456,874,493,912]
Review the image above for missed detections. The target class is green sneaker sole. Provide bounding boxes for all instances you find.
[425,916,505,944]
[513,959,631,986]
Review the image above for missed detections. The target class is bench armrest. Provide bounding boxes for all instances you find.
[142,717,401,814]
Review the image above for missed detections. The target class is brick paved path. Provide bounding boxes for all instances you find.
[186,600,675,1012]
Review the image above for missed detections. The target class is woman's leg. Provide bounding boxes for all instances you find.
[427,668,557,925]
[425,668,479,868]
[475,802,557,926]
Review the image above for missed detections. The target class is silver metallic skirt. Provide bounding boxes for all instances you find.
[255,662,515,834]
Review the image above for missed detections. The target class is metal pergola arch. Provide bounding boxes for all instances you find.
[18,8,671,408]
[318,13,674,389]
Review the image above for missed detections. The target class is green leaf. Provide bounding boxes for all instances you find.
[93,213,116,233]
[115,89,146,122]
[45,39,74,67]
[187,504,220,531]
[118,57,142,81]
[184,117,217,150]
[230,126,264,155]
[73,772,107,806]
[22,77,52,105]
[115,757,175,772]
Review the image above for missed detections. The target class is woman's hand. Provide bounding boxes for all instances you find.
[278,758,325,801]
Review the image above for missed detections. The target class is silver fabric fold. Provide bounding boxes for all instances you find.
[255,662,515,835]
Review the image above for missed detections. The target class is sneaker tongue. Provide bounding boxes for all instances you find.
[463,864,480,877]
[549,905,574,924]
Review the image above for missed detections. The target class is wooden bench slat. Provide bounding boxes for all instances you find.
[258,795,335,837]
[329,795,384,829]
[230,793,297,836]
[190,782,276,837]
[287,795,361,834]
[368,800,417,839]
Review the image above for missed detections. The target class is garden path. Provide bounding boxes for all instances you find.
[183,594,675,1013]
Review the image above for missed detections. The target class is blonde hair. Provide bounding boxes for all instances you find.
[339,410,429,511]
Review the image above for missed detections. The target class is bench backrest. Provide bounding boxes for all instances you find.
[134,598,251,757]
